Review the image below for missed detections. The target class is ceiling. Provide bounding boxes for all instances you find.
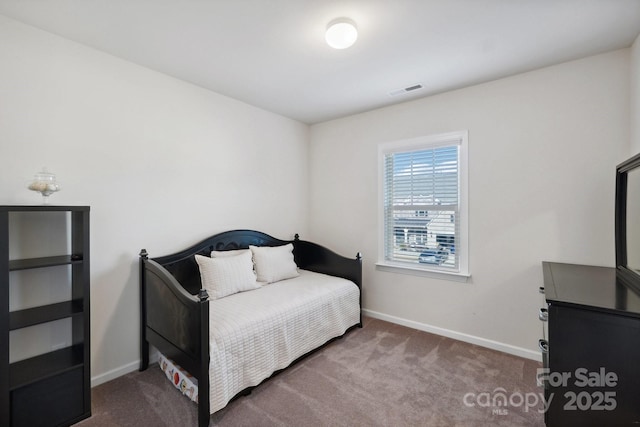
[1,0,640,124]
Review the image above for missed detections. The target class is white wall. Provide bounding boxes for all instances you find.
[309,50,630,358]
[0,15,309,384]
[0,11,634,384]
[632,34,640,155]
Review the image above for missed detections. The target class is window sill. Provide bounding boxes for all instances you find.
[375,261,471,283]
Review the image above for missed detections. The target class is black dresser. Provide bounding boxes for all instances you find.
[541,261,640,426]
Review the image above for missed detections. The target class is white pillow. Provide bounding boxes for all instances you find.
[210,249,271,286]
[249,243,299,284]
[194,251,259,300]
[210,249,250,258]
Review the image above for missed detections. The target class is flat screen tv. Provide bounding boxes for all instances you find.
[616,152,640,292]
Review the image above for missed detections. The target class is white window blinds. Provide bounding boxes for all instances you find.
[382,138,462,272]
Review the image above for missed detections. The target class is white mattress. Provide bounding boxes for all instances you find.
[208,269,360,413]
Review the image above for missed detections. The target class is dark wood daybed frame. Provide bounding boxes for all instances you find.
[139,229,362,427]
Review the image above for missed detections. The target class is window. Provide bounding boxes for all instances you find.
[378,131,469,279]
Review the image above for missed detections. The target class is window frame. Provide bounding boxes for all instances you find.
[376,131,470,282]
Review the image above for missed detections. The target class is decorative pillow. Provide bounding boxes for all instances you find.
[210,249,250,258]
[194,251,259,300]
[249,243,299,284]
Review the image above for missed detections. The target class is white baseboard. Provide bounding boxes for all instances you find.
[91,314,541,388]
[362,309,542,362]
[91,361,139,387]
[91,351,160,388]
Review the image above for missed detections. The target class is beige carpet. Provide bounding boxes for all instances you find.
[76,317,544,426]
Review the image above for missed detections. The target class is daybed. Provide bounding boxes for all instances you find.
[139,230,362,427]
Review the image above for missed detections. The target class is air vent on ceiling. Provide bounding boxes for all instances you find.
[389,83,424,97]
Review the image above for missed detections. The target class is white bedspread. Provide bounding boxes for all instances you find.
[208,269,360,413]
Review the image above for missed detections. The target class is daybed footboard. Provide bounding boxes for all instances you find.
[292,235,363,326]
[139,250,211,427]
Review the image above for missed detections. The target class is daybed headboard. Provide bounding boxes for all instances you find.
[148,229,362,295]
[151,230,289,295]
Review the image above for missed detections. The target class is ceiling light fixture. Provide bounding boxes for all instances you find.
[325,18,358,49]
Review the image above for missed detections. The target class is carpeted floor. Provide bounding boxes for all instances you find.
[76,317,544,426]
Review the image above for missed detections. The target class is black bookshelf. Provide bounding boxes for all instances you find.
[0,206,90,427]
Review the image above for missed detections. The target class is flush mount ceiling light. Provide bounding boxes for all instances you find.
[325,18,358,49]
